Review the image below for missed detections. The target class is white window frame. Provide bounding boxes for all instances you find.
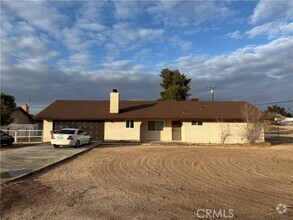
[126,120,134,128]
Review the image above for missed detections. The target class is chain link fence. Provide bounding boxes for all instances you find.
[265,125,293,144]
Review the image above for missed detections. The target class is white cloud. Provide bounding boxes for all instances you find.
[248,1,293,40]
[99,60,147,75]
[58,53,93,72]
[138,28,164,41]
[169,35,192,51]
[68,53,92,65]
[2,34,58,68]
[227,31,242,39]
[114,1,144,20]
[15,58,47,71]
[251,0,293,24]
[77,21,107,32]
[61,27,104,52]
[102,23,165,58]
[15,21,36,35]
[100,60,132,70]
[75,1,106,22]
[1,61,159,114]
[133,49,152,60]
[175,37,293,77]
[246,22,293,39]
[61,27,85,50]
[171,37,293,100]
[2,38,293,113]
[1,1,292,112]
[2,1,66,35]
[1,5,60,69]
[147,1,235,26]
[74,2,108,33]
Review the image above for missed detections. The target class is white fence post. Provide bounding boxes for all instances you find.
[14,130,17,143]
[2,130,43,143]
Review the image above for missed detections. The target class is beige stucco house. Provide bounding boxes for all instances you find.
[1,105,42,130]
[36,90,265,144]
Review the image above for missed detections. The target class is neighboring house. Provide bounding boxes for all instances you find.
[279,117,293,125]
[36,90,265,144]
[1,104,43,130]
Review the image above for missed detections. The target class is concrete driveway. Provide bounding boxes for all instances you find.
[0,142,100,182]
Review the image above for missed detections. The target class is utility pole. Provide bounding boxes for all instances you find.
[207,86,218,101]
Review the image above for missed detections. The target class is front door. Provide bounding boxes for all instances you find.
[172,121,182,140]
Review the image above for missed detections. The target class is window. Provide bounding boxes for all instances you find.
[78,130,85,135]
[191,121,203,126]
[126,120,134,128]
[148,121,164,131]
[57,129,75,134]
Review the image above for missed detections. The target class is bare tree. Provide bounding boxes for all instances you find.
[240,104,264,144]
[218,120,231,144]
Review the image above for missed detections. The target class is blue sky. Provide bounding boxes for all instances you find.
[1,0,293,114]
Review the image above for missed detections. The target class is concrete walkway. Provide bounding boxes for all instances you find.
[0,142,100,182]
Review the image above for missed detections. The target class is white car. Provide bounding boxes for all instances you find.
[51,128,92,148]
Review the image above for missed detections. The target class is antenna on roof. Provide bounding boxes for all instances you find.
[207,86,218,101]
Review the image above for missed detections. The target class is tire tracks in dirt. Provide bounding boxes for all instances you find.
[2,145,293,219]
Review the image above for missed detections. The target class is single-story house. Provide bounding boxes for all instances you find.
[1,104,43,130]
[36,90,265,144]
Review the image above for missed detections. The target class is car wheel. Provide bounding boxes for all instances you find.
[88,138,92,145]
[7,140,13,146]
[53,145,59,148]
[74,140,80,148]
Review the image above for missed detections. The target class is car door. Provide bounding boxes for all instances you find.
[77,129,86,144]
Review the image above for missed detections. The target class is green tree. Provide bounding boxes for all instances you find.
[265,105,292,117]
[0,93,16,126]
[159,68,191,101]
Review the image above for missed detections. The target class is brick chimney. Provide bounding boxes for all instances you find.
[110,89,119,114]
[21,104,29,113]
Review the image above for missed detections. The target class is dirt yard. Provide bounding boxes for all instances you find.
[1,143,293,220]
[0,143,40,151]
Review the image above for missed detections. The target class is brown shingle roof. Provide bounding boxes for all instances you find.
[36,100,263,121]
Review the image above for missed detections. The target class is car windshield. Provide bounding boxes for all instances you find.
[57,130,75,134]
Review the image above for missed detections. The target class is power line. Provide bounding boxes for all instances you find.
[254,99,293,106]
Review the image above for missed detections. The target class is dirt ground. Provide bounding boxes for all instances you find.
[0,143,40,151]
[1,143,293,220]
